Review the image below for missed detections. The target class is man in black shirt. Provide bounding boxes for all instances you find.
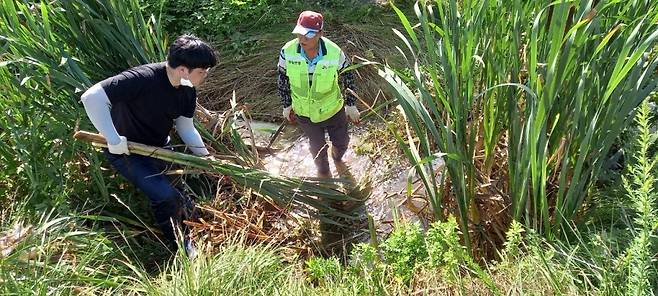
[80,35,217,257]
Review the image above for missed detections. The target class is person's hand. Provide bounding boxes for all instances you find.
[283,106,296,122]
[107,136,130,155]
[345,105,360,124]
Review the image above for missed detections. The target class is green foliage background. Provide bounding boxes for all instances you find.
[144,0,278,40]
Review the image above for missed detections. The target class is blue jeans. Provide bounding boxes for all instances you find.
[105,151,183,242]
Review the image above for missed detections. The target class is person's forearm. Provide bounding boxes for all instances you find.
[339,71,357,106]
[175,116,209,156]
[81,83,122,145]
[277,68,292,108]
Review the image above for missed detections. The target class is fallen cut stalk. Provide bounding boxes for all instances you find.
[74,130,365,221]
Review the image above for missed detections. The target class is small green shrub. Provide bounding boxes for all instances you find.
[621,100,658,295]
[425,216,462,271]
[425,217,500,293]
[380,222,427,284]
[349,243,379,270]
[500,220,524,262]
[305,256,342,285]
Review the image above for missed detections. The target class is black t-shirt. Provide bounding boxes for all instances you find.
[100,62,196,147]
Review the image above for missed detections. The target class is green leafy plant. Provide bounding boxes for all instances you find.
[380,222,427,284]
[621,100,658,295]
[305,256,342,285]
[425,217,461,271]
[499,220,525,263]
[349,242,379,271]
[425,216,500,294]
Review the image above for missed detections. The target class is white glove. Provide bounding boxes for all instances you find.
[107,136,130,155]
[283,106,295,122]
[345,105,360,124]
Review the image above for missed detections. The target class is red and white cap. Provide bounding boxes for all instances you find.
[292,11,323,37]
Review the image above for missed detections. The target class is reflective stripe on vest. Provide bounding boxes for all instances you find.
[283,37,343,123]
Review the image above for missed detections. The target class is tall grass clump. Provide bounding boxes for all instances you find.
[0,212,132,295]
[382,0,658,250]
[124,240,305,295]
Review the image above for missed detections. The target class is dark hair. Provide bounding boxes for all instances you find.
[167,34,217,69]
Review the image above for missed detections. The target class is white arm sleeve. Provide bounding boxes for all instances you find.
[277,48,286,70]
[175,116,209,156]
[339,50,349,70]
[81,83,122,145]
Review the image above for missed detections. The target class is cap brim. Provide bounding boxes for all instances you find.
[292,25,310,35]
[292,25,318,37]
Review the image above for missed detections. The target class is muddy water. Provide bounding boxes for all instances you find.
[236,119,441,239]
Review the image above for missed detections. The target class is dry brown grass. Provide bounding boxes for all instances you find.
[197,19,401,120]
[186,192,320,261]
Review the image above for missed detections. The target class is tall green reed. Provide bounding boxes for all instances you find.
[382,0,658,249]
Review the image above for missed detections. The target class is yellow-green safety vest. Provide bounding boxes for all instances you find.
[283,37,343,123]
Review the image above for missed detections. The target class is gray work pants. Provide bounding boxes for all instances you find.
[296,107,349,175]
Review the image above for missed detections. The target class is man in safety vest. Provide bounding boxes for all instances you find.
[277,10,360,179]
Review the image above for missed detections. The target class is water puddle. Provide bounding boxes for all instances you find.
[236,119,443,239]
